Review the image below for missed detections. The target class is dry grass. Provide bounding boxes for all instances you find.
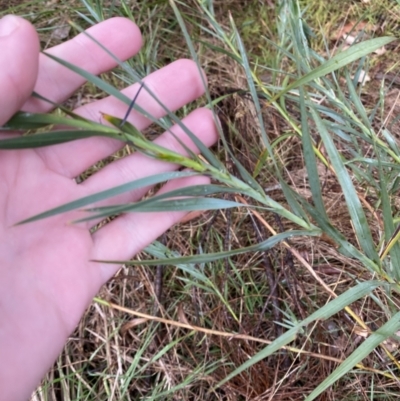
[3,0,400,400]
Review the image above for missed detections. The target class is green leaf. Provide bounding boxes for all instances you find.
[378,156,400,280]
[305,311,400,401]
[43,53,132,106]
[145,240,215,282]
[279,180,311,224]
[17,171,199,225]
[0,130,122,149]
[95,230,320,265]
[214,281,383,390]
[102,113,207,173]
[4,111,115,132]
[222,120,265,192]
[253,149,269,178]
[309,105,379,263]
[382,128,400,157]
[345,70,371,130]
[74,184,243,223]
[299,87,328,219]
[102,113,145,138]
[85,197,243,217]
[230,16,271,154]
[271,37,395,103]
[295,193,381,274]
[228,16,312,226]
[169,0,224,170]
[195,39,242,63]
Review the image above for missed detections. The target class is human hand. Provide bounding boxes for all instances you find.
[0,15,217,401]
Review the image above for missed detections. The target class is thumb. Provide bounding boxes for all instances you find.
[0,15,40,126]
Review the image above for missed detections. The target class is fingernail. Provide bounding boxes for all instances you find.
[0,15,20,37]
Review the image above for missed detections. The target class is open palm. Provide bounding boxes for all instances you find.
[0,16,217,401]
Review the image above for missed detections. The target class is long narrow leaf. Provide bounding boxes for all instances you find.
[17,171,199,225]
[377,155,400,280]
[0,130,122,149]
[169,0,224,169]
[84,184,241,212]
[270,37,395,103]
[215,281,383,390]
[305,311,400,401]
[75,197,243,223]
[230,15,271,151]
[310,105,379,263]
[295,193,381,275]
[4,111,112,132]
[230,15,310,224]
[299,87,328,218]
[73,184,244,223]
[95,230,320,265]
[43,53,132,106]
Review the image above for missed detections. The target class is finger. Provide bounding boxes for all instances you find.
[0,16,39,126]
[36,59,207,178]
[91,174,210,284]
[22,17,142,113]
[80,108,217,205]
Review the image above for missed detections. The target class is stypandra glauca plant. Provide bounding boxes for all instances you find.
[5,0,400,399]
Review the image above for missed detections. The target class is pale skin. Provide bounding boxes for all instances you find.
[0,15,217,401]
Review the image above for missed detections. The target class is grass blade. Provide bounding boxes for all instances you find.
[75,197,243,223]
[296,193,381,275]
[305,311,400,401]
[0,129,122,149]
[169,0,224,169]
[43,52,132,106]
[378,158,400,280]
[3,111,111,131]
[95,230,320,265]
[299,87,328,219]
[17,171,199,225]
[229,15,271,151]
[73,184,245,223]
[214,280,383,390]
[309,105,379,263]
[270,36,395,103]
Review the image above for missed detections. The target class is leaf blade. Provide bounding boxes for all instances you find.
[271,37,395,102]
[17,171,199,225]
[95,230,320,265]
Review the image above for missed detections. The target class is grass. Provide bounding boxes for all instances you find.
[3,0,400,399]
